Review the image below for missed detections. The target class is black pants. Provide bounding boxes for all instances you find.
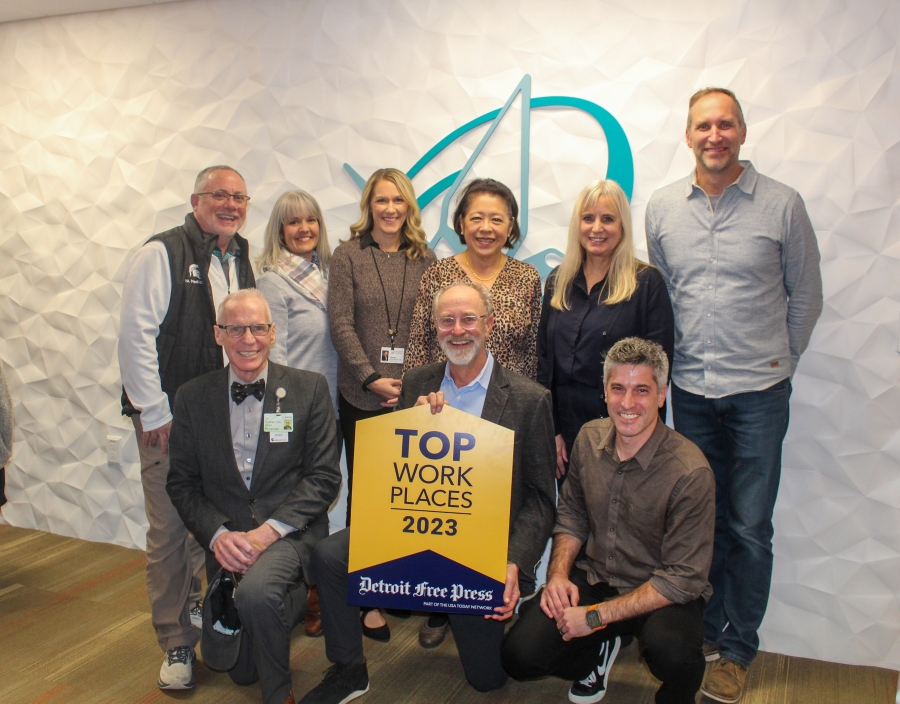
[312,528,509,692]
[501,568,705,704]
[338,394,392,526]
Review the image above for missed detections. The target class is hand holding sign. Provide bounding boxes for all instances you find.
[415,392,448,414]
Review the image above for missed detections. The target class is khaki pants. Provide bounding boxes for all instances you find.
[132,415,205,652]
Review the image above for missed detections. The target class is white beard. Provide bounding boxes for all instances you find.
[440,333,482,367]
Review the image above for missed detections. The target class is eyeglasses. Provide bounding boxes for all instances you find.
[436,315,487,331]
[217,324,273,338]
[196,191,251,205]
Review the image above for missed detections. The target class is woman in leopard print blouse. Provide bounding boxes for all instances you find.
[404,178,541,380]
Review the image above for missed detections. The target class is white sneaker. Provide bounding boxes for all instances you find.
[190,601,202,629]
[158,646,195,690]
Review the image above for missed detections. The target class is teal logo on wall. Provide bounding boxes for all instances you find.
[344,75,633,278]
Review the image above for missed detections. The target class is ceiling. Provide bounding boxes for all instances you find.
[0,0,184,24]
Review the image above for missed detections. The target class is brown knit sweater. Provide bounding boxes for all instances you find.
[328,234,436,410]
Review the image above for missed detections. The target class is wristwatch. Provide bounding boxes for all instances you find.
[585,603,606,631]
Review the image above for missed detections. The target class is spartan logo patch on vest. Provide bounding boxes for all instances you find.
[185,263,202,284]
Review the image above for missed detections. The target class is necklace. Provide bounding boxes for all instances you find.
[463,252,504,282]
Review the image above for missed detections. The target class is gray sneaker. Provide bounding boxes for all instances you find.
[299,662,369,704]
[158,646,195,690]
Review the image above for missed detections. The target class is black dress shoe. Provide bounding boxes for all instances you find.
[360,609,390,642]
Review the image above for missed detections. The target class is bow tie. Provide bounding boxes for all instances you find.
[231,379,265,405]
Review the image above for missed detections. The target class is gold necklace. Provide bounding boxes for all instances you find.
[464,251,504,282]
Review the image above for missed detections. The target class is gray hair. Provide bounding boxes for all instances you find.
[431,281,494,319]
[216,288,271,325]
[686,87,745,130]
[194,165,246,193]
[603,337,669,391]
[256,190,332,273]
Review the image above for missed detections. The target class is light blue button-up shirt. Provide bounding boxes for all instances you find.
[439,351,495,417]
[646,161,823,398]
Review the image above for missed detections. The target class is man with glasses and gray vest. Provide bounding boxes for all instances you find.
[118,165,255,689]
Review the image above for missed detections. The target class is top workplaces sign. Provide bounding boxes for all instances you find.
[343,75,634,278]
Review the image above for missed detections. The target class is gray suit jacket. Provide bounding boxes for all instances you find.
[398,361,556,586]
[167,362,341,576]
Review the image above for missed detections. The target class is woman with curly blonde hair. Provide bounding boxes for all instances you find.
[328,168,436,517]
[328,168,436,641]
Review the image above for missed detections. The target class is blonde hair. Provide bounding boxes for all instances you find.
[256,190,332,273]
[550,179,644,310]
[347,168,429,260]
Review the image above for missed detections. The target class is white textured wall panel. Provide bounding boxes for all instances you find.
[0,0,898,670]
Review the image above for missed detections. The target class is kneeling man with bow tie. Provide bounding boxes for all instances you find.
[167,288,341,704]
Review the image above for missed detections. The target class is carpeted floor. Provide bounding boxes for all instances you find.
[0,524,896,703]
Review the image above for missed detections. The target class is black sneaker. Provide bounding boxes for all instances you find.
[299,662,369,704]
[568,636,621,703]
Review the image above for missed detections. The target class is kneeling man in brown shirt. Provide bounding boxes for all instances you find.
[502,337,715,704]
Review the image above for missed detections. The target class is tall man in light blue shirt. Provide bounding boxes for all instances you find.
[645,88,823,703]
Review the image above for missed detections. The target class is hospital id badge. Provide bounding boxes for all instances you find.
[264,413,294,433]
[380,346,405,364]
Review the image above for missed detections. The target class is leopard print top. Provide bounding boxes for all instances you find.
[403,255,541,380]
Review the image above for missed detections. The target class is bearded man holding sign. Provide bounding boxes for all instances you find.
[299,281,556,704]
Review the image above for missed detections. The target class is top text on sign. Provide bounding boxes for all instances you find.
[396,429,475,461]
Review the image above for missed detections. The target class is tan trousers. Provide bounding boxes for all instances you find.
[132,415,205,652]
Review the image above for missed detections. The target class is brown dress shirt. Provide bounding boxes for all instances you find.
[556,418,715,604]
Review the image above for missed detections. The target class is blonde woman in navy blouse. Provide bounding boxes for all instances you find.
[538,179,674,479]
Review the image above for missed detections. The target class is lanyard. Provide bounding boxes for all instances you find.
[370,247,407,350]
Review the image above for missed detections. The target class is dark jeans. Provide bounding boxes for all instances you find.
[311,529,508,692]
[338,394,392,526]
[501,568,705,704]
[671,378,792,668]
